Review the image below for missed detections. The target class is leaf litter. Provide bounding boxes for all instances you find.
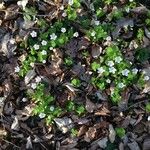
[1,0,150,149]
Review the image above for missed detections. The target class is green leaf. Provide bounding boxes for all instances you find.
[91,62,100,71]
[66,101,75,111]
[115,127,125,138]
[76,105,85,116]
[71,79,81,87]
[37,52,44,62]
[146,102,150,112]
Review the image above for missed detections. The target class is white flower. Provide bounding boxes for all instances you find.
[31,83,37,89]
[62,12,67,17]
[42,60,46,63]
[106,79,111,83]
[125,7,130,13]
[10,38,15,44]
[61,27,66,33]
[106,36,111,41]
[129,0,133,2]
[22,97,27,102]
[115,56,122,63]
[39,113,46,119]
[49,47,53,50]
[68,0,74,5]
[109,67,116,74]
[35,76,41,83]
[73,32,79,37]
[107,61,114,67]
[15,66,20,73]
[50,106,55,111]
[33,44,39,50]
[144,76,149,81]
[30,62,34,67]
[132,68,138,74]
[17,0,28,10]
[148,116,150,121]
[143,71,146,74]
[50,33,57,40]
[94,20,100,26]
[91,31,96,37]
[122,69,130,76]
[118,83,125,88]
[60,5,64,10]
[97,67,105,74]
[41,50,47,55]
[30,31,37,38]
[41,40,47,46]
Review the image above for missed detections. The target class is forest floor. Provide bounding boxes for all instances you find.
[1,0,150,150]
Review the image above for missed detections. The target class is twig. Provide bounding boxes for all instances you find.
[2,139,21,149]
[0,9,58,17]
[128,99,149,109]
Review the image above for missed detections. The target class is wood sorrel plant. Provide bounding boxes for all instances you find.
[91,44,145,103]
[28,83,62,124]
[19,20,75,77]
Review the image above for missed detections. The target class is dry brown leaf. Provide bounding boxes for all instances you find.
[86,99,97,113]
[4,101,14,115]
[143,138,150,150]
[95,106,110,116]
[77,125,88,137]
[84,127,97,142]
[4,5,19,20]
[91,45,102,58]
[0,128,7,139]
